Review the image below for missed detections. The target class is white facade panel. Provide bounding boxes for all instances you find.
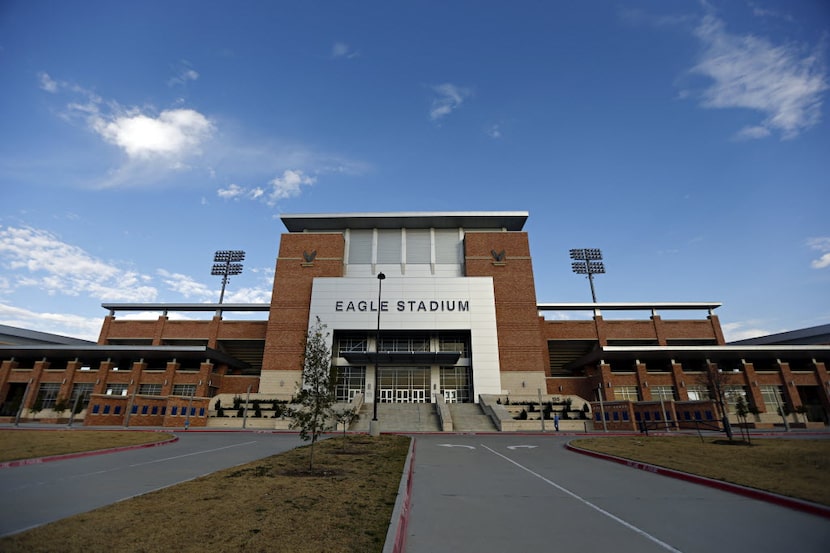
[309,276,501,402]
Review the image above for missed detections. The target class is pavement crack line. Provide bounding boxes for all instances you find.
[480,444,683,553]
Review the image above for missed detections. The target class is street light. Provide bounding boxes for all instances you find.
[370,272,386,437]
[570,248,605,303]
[211,250,245,304]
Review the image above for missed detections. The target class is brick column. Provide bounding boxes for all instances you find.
[741,360,765,413]
[636,360,652,401]
[671,361,688,400]
[777,360,801,410]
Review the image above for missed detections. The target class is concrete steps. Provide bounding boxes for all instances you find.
[351,403,441,432]
[448,403,497,432]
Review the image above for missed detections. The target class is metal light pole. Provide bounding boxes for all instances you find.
[211,250,245,305]
[369,272,385,437]
[570,248,605,303]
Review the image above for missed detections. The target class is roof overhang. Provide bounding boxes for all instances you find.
[567,344,830,369]
[342,351,461,365]
[538,302,722,312]
[102,303,270,314]
[0,345,250,370]
[280,211,528,232]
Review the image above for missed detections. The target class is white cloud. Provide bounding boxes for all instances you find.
[217,183,246,199]
[690,13,828,140]
[807,237,830,269]
[0,225,158,302]
[486,124,502,139]
[157,269,215,300]
[267,169,316,204]
[91,108,214,159]
[38,72,58,93]
[0,303,103,342]
[429,83,471,121]
[218,169,316,207]
[332,42,359,59]
[168,61,200,86]
[721,321,780,342]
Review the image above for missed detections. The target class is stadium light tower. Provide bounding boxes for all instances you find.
[211,250,245,304]
[570,248,605,303]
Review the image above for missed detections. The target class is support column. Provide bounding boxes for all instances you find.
[635,360,652,401]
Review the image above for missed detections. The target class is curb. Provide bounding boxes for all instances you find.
[383,437,416,553]
[0,433,179,469]
[566,442,830,520]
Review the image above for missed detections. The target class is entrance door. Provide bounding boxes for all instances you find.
[443,389,457,403]
[396,389,410,403]
[412,389,427,403]
[380,389,394,403]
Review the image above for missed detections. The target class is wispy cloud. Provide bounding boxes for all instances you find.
[0,226,157,302]
[807,237,830,269]
[168,61,200,87]
[332,42,359,59]
[38,73,368,192]
[486,124,502,139]
[721,320,781,342]
[429,83,471,121]
[0,303,103,342]
[38,71,59,93]
[689,13,828,140]
[217,169,316,207]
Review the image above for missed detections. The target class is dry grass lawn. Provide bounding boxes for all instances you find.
[0,429,171,462]
[571,436,830,506]
[0,434,410,553]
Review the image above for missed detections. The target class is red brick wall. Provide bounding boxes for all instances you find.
[262,233,345,372]
[464,232,546,373]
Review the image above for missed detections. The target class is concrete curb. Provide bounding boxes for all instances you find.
[0,432,179,469]
[566,442,830,520]
[383,437,416,553]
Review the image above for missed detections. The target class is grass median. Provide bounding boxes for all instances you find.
[0,429,171,462]
[571,436,830,506]
[0,433,410,553]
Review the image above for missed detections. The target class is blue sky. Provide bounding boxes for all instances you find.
[1,0,828,342]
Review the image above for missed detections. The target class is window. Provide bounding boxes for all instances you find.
[138,384,162,396]
[172,384,196,397]
[71,383,94,408]
[760,385,784,411]
[106,383,129,396]
[103,405,111,414]
[651,386,676,401]
[439,336,468,356]
[686,385,710,401]
[379,336,429,352]
[440,366,471,403]
[338,338,367,354]
[614,386,639,401]
[335,366,366,402]
[36,383,61,410]
[724,385,746,413]
[171,407,178,416]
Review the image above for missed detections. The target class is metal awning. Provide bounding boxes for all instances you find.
[0,345,251,370]
[342,351,461,365]
[565,344,830,370]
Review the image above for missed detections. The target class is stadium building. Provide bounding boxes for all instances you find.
[1,212,828,431]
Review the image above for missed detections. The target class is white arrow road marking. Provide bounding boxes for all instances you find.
[437,444,476,449]
[506,445,538,450]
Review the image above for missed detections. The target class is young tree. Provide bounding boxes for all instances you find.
[288,317,336,470]
[697,363,734,440]
[734,395,751,445]
[335,406,360,452]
